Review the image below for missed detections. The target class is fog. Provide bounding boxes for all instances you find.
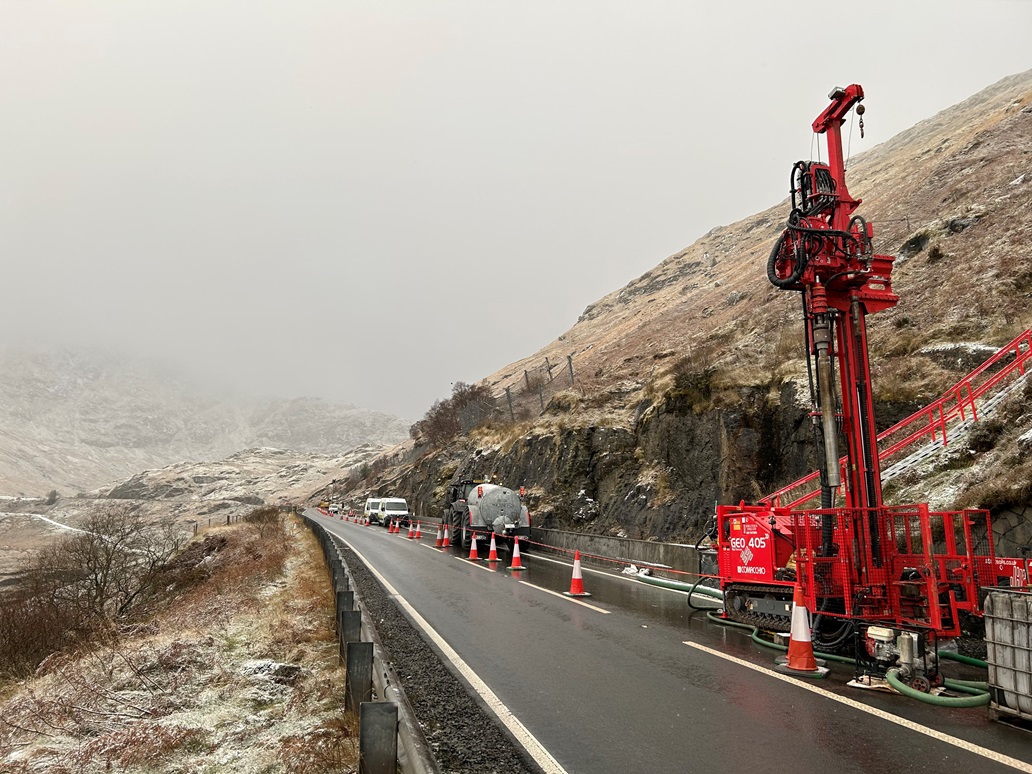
[2,1,1029,420]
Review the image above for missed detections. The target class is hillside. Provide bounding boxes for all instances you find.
[342,72,1032,554]
[0,517,357,773]
[0,445,379,587]
[0,348,409,496]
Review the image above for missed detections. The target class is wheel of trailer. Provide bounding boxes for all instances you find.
[929,671,945,689]
[910,675,931,694]
[460,525,471,550]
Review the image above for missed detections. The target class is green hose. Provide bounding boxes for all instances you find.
[636,574,724,599]
[886,669,989,707]
[938,649,988,669]
[704,612,991,701]
[705,611,855,664]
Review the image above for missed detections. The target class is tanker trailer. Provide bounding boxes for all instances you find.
[445,479,530,550]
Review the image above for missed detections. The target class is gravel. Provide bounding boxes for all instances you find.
[334,538,542,774]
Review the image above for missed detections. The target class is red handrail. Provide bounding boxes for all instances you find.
[768,329,1032,508]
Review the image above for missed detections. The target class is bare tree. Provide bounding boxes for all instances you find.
[27,506,186,623]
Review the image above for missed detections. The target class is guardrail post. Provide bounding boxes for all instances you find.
[345,642,374,710]
[359,701,398,774]
[335,591,354,635]
[339,610,362,663]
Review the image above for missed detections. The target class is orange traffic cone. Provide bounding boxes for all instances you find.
[468,532,480,561]
[508,537,525,570]
[407,522,415,539]
[442,525,451,548]
[435,524,444,547]
[487,533,499,562]
[390,519,398,534]
[415,521,423,540]
[774,583,829,678]
[564,550,591,597]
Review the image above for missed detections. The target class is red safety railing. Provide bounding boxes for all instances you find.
[769,328,1032,508]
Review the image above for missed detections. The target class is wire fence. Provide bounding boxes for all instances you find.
[449,355,583,431]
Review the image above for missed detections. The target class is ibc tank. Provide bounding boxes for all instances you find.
[985,588,1032,720]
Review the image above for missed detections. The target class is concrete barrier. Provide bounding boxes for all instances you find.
[531,527,706,577]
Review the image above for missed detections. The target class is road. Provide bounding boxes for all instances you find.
[309,510,1032,774]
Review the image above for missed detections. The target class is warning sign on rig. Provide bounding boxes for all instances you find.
[729,518,773,580]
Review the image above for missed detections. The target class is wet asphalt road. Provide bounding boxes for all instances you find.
[310,511,1032,774]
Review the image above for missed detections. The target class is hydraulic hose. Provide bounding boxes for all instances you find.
[686,578,724,611]
[767,231,807,288]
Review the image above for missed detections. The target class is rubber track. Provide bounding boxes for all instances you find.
[723,583,794,633]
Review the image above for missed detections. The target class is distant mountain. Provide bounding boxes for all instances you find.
[0,349,409,495]
[0,444,378,586]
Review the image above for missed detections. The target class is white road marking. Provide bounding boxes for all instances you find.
[517,581,611,614]
[683,640,1032,773]
[341,537,569,774]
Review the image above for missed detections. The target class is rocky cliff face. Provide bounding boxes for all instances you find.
[342,72,1032,553]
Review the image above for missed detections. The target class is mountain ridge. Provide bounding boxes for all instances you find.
[0,347,408,496]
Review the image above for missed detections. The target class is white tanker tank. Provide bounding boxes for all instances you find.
[445,479,530,550]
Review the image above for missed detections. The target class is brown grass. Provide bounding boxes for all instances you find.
[0,516,355,773]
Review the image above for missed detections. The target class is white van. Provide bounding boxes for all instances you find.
[377,497,410,528]
[364,498,382,524]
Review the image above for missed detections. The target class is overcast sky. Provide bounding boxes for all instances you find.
[2,1,1029,420]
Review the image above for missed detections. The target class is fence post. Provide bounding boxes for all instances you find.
[545,356,554,381]
[538,383,545,411]
[359,701,398,774]
[567,355,575,385]
[524,370,530,390]
[505,386,515,422]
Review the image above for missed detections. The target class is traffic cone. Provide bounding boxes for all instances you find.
[415,521,422,540]
[407,522,415,539]
[508,537,525,570]
[468,532,480,561]
[390,519,398,534]
[486,533,500,562]
[564,550,591,597]
[774,583,829,678]
[442,525,451,548]
[435,524,444,547]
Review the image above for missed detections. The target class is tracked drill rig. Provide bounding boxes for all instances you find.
[714,85,1016,688]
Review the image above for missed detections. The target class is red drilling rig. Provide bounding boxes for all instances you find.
[713,85,1022,688]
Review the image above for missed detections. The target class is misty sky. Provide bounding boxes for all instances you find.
[2,1,1030,420]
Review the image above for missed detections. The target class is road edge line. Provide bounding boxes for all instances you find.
[342,537,569,774]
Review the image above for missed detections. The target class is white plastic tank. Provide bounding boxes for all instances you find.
[985,588,1032,720]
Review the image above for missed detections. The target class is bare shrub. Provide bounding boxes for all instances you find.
[26,506,186,623]
[0,507,185,679]
[410,381,496,446]
[245,506,284,539]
